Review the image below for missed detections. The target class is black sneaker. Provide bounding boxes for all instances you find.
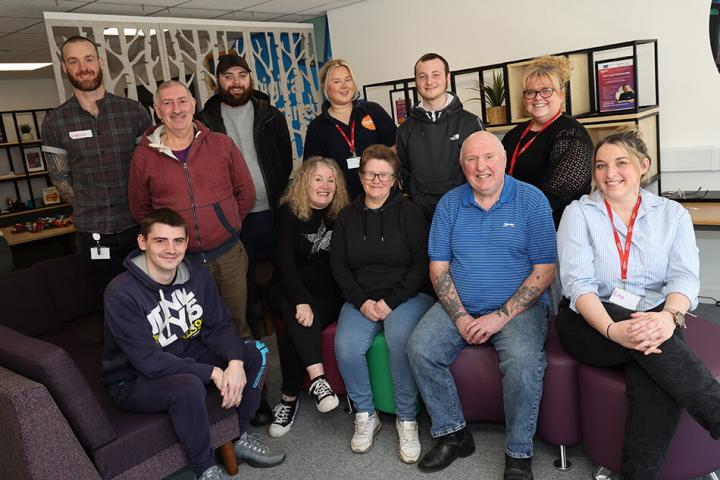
[250,398,273,427]
[309,375,339,413]
[268,398,299,438]
[504,454,533,480]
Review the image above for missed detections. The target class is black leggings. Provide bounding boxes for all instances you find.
[555,300,720,480]
[277,293,343,396]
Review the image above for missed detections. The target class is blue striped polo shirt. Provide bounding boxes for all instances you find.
[429,175,557,315]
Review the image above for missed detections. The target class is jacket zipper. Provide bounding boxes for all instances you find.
[180,160,207,262]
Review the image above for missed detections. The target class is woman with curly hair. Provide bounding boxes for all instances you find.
[268,157,349,437]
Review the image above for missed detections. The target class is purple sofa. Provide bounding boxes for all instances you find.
[579,314,720,480]
[450,320,581,470]
[0,254,239,480]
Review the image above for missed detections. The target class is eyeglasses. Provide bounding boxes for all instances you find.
[360,171,394,182]
[523,88,555,99]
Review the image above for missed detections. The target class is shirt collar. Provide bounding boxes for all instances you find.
[585,188,663,219]
[461,175,516,209]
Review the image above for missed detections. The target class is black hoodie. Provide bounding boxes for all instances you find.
[396,94,483,221]
[330,188,430,310]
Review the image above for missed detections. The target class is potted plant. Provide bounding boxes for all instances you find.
[19,124,33,142]
[470,71,507,125]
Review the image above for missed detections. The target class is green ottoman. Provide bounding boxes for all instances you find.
[367,331,422,415]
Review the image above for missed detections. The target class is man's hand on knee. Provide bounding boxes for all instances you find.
[221,359,246,408]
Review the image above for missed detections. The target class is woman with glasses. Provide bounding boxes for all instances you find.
[501,55,593,227]
[330,144,434,463]
[304,58,397,200]
[268,157,349,437]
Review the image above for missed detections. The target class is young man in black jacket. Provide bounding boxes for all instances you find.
[396,53,484,221]
[197,53,293,424]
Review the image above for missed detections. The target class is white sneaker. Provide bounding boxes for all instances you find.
[396,418,421,463]
[351,411,382,453]
[309,376,340,413]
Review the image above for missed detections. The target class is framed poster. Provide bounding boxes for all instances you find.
[389,88,415,125]
[43,186,61,205]
[595,57,636,113]
[23,146,45,172]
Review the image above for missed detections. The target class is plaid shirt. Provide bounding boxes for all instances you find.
[42,92,152,234]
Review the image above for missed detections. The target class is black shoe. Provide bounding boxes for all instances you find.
[504,454,533,480]
[418,427,475,472]
[250,399,273,427]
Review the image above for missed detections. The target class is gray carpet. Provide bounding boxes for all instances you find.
[167,303,720,480]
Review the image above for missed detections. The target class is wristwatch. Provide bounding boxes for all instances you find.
[664,308,687,329]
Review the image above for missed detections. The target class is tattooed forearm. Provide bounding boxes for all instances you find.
[496,264,555,320]
[45,152,75,205]
[431,267,468,322]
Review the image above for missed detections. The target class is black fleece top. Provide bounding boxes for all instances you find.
[303,100,396,200]
[275,203,342,307]
[329,188,430,310]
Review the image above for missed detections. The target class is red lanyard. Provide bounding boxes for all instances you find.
[508,110,562,175]
[604,195,642,281]
[334,121,356,156]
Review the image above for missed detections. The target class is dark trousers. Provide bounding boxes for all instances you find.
[239,210,275,336]
[555,301,720,479]
[277,293,343,396]
[76,226,140,299]
[108,340,267,476]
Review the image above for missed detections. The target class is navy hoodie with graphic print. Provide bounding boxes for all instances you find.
[101,250,245,386]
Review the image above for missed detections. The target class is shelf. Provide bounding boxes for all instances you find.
[0,171,49,181]
[0,203,70,219]
[0,140,42,148]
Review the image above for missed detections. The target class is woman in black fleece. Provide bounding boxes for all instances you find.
[330,144,434,463]
[268,157,349,438]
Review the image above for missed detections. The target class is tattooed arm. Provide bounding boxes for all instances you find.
[45,152,75,206]
[496,263,555,322]
[430,260,477,342]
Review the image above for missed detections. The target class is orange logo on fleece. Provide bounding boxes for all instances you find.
[360,114,376,130]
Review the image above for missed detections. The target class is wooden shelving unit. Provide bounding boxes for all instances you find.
[363,39,661,188]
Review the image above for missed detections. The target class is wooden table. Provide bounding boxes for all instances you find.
[682,202,720,228]
[0,224,76,246]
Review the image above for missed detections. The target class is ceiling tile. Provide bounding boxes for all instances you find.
[254,0,334,14]
[71,2,167,16]
[0,17,41,32]
[269,13,316,22]
[0,33,52,48]
[0,0,87,18]
[213,11,279,22]
[149,7,232,19]
[95,0,198,6]
[180,0,270,10]
[21,22,54,34]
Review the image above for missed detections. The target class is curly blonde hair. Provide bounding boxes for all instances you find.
[279,157,349,221]
[522,55,572,110]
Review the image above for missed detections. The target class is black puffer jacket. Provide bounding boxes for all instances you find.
[396,95,483,220]
[197,90,292,212]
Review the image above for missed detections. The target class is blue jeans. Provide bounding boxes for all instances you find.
[407,301,548,458]
[335,293,434,420]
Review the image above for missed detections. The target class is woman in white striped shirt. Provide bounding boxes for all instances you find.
[555,127,720,479]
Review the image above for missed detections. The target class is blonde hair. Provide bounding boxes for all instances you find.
[279,157,349,221]
[592,126,652,190]
[521,55,572,111]
[318,58,359,102]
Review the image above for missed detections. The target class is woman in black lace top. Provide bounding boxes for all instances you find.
[502,55,593,227]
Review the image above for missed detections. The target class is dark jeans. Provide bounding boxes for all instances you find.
[76,226,140,300]
[107,340,266,476]
[239,210,275,336]
[555,300,720,479]
[277,293,343,396]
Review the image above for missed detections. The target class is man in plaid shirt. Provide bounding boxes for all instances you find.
[42,35,152,293]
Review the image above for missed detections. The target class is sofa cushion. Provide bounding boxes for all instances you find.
[0,326,116,450]
[35,254,102,325]
[0,267,60,336]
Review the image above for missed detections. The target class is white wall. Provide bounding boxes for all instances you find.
[0,77,59,111]
[329,0,720,303]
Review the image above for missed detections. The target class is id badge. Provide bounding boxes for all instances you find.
[346,156,360,169]
[608,287,640,310]
[90,232,111,260]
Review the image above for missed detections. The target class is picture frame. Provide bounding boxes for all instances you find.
[23,146,45,172]
[389,88,415,125]
[43,186,61,205]
[595,57,636,113]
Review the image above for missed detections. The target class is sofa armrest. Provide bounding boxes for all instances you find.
[0,366,101,480]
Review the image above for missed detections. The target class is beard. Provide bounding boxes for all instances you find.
[67,68,103,92]
[218,83,253,107]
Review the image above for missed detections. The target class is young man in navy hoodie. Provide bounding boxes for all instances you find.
[101,208,285,480]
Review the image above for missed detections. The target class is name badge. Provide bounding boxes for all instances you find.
[346,156,360,169]
[69,130,93,140]
[608,287,641,311]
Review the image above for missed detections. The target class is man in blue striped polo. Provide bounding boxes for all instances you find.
[408,132,557,480]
